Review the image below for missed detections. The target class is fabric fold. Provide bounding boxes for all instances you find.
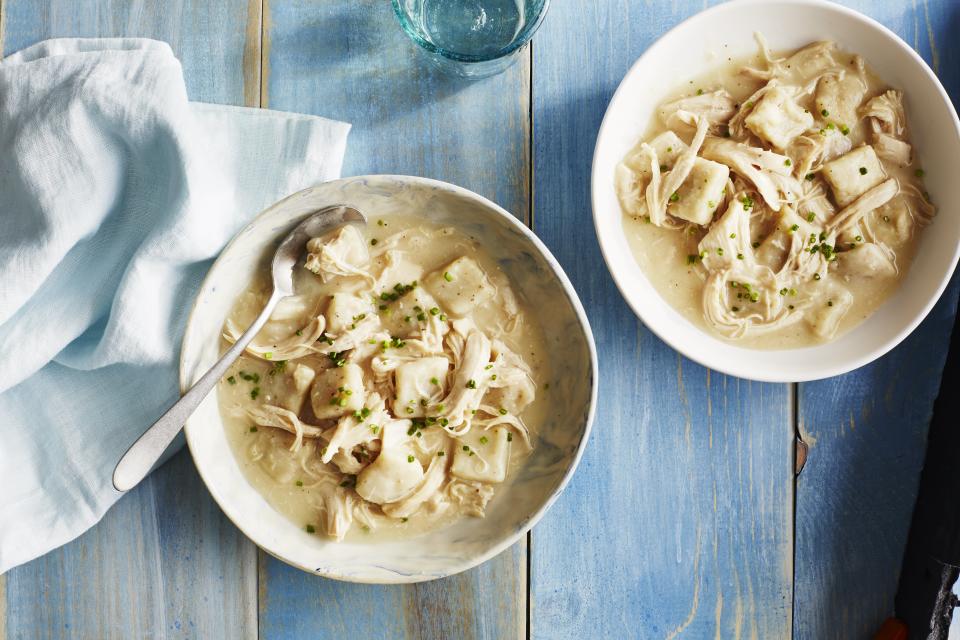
[0,38,350,573]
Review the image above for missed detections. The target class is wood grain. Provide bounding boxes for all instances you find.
[254,1,530,637]
[1,1,260,638]
[793,3,960,638]
[3,451,258,639]
[529,1,795,637]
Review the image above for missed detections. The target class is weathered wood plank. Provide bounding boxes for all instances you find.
[3,0,255,105]
[3,450,258,640]
[257,1,530,638]
[1,1,259,638]
[529,1,794,637]
[793,2,960,638]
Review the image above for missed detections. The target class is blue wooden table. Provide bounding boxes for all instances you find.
[2,0,958,638]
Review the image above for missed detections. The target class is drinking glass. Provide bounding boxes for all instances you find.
[392,0,550,78]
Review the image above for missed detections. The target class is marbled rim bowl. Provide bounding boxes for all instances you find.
[592,0,960,382]
[180,175,597,583]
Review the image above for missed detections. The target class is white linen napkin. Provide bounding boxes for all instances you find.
[0,38,351,573]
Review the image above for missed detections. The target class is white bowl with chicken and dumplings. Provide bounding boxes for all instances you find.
[180,175,596,583]
[592,0,960,382]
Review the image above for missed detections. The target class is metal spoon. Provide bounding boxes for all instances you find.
[112,204,366,492]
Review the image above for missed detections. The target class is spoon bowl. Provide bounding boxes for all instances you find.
[111,204,365,492]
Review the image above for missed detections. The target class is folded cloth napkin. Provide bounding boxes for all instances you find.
[0,38,350,573]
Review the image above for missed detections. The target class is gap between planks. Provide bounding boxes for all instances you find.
[242,0,266,108]
[243,0,266,636]
[790,380,799,637]
[0,572,6,640]
[0,0,6,59]
[525,40,535,640]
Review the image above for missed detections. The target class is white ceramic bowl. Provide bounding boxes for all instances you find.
[180,175,597,583]
[592,0,960,382]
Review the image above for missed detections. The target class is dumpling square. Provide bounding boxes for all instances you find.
[745,86,815,150]
[424,257,495,317]
[393,356,450,418]
[325,293,374,335]
[311,363,366,419]
[669,158,729,226]
[821,145,886,207]
[451,427,511,483]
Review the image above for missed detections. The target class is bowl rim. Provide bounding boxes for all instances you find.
[590,0,960,383]
[179,174,599,582]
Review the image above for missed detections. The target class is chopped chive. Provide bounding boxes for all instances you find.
[859,167,868,175]
[249,426,258,433]
[443,271,454,282]
[305,524,315,533]
[227,375,237,385]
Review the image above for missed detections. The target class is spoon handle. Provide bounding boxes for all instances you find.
[112,290,284,492]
